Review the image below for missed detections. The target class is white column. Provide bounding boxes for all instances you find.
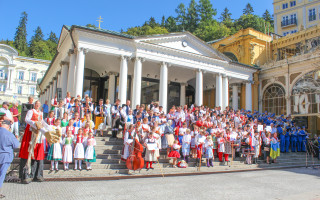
[232,84,239,110]
[74,48,86,98]
[132,57,143,108]
[159,62,168,113]
[61,62,69,99]
[57,73,61,89]
[215,73,222,108]
[119,56,128,105]
[180,83,186,106]
[195,70,203,106]
[49,83,53,108]
[6,68,11,90]
[67,50,76,97]
[222,75,229,110]
[52,78,57,99]
[246,81,252,111]
[108,72,116,104]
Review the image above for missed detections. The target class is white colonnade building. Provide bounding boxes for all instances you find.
[39,25,257,112]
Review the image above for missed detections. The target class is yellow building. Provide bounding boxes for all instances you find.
[273,0,320,36]
[209,28,272,111]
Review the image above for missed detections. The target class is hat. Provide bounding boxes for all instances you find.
[1,120,11,125]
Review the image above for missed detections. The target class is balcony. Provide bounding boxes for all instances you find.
[281,18,297,27]
[309,14,316,22]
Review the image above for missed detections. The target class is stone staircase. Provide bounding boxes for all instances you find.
[10,133,320,179]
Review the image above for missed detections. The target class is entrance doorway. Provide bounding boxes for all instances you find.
[83,68,108,103]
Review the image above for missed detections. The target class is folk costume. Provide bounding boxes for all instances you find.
[73,134,85,170]
[62,136,74,170]
[84,137,97,170]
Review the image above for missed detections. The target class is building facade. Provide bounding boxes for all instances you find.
[273,0,320,36]
[38,25,257,113]
[0,44,50,103]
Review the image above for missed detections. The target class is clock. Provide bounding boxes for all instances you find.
[182,41,188,47]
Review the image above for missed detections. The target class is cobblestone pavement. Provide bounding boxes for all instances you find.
[2,167,320,200]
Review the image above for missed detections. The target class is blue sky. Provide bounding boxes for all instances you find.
[0,0,273,41]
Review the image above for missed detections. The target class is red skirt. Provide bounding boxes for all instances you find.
[19,124,45,160]
[168,150,180,158]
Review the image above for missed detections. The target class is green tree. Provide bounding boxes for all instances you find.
[263,9,274,27]
[243,3,254,15]
[30,40,52,60]
[30,26,44,44]
[48,31,58,44]
[175,3,187,31]
[29,26,44,57]
[165,16,178,32]
[220,7,232,23]
[46,39,57,57]
[161,16,166,27]
[144,17,159,28]
[125,25,168,36]
[197,0,217,23]
[235,14,265,32]
[194,20,231,42]
[14,11,28,54]
[185,0,199,32]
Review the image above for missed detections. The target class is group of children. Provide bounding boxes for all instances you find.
[44,115,96,171]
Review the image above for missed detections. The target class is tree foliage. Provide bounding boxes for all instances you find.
[14,12,28,54]
[243,3,254,15]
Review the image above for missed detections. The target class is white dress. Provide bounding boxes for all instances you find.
[62,136,73,163]
[73,135,85,159]
[84,138,96,160]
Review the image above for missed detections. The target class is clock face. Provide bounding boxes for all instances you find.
[182,41,188,47]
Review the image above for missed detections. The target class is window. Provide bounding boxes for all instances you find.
[18,71,24,80]
[17,86,22,94]
[309,8,316,21]
[290,1,296,7]
[0,84,5,92]
[30,87,35,95]
[263,84,286,116]
[291,30,297,34]
[31,72,37,82]
[282,3,288,9]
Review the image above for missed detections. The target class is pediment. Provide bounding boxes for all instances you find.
[135,32,229,61]
[0,44,18,56]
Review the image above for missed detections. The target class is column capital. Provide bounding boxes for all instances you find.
[160,61,171,67]
[120,55,130,61]
[132,57,145,62]
[78,47,88,54]
[68,49,75,56]
[180,83,188,86]
[107,71,118,76]
[60,61,69,66]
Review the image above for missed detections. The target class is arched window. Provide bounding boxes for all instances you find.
[291,70,320,114]
[223,52,238,62]
[263,84,286,115]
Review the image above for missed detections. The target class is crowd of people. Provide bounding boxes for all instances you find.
[0,91,319,188]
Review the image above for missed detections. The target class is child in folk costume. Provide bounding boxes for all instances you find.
[61,112,69,135]
[122,124,139,161]
[158,113,167,134]
[55,100,65,119]
[82,113,94,129]
[270,132,280,163]
[181,129,191,163]
[195,130,206,166]
[94,99,106,136]
[205,135,214,167]
[51,93,58,111]
[224,129,232,163]
[66,119,75,136]
[126,110,134,126]
[47,119,63,171]
[141,118,150,140]
[73,128,85,170]
[217,132,226,162]
[153,122,162,153]
[190,125,199,158]
[144,132,159,170]
[46,111,55,125]
[162,120,175,157]
[84,132,96,170]
[73,112,82,134]
[253,131,261,164]
[168,140,181,168]
[62,130,74,170]
[178,122,188,145]
[211,132,218,159]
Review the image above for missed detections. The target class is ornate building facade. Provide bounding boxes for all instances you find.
[0,44,49,103]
